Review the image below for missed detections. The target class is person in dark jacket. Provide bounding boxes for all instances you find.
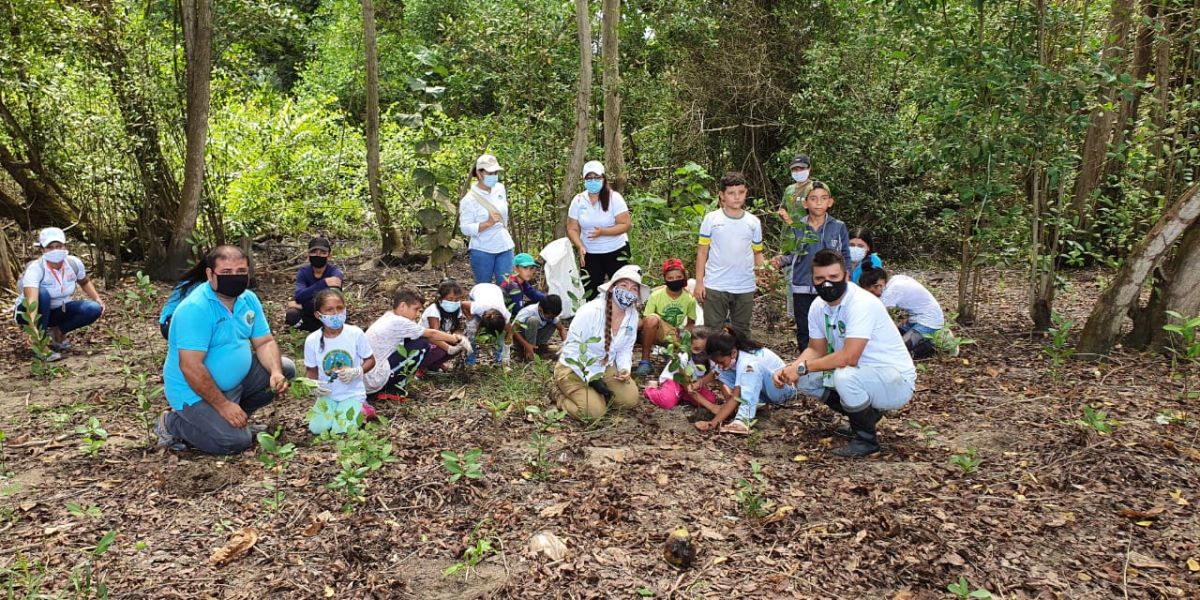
[285,237,344,332]
[771,181,849,349]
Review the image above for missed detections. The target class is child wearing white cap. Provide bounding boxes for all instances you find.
[12,227,105,361]
[566,160,631,299]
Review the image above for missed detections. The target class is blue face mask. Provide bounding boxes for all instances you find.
[483,174,499,188]
[440,300,461,313]
[318,311,347,330]
[584,179,604,194]
[612,287,638,309]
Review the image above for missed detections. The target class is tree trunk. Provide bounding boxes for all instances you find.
[1077,182,1200,356]
[1068,0,1135,231]
[84,0,180,265]
[0,223,21,294]
[556,0,593,239]
[1138,224,1200,351]
[363,0,395,255]
[1102,0,1156,185]
[601,0,624,193]
[157,0,212,281]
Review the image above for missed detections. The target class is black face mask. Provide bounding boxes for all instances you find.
[665,279,687,292]
[691,352,708,365]
[309,255,328,269]
[215,274,250,298]
[816,279,848,303]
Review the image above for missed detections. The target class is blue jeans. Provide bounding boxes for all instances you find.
[14,288,102,335]
[469,249,514,285]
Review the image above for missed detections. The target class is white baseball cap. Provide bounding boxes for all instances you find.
[598,264,651,303]
[38,227,66,247]
[475,154,503,173]
[582,160,605,177]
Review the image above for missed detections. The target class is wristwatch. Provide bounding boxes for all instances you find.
[796,361,808,377]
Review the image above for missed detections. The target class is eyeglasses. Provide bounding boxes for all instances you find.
[584,175,604,182]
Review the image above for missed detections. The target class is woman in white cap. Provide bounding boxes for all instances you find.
[552,264,646,421]
[458,154,516,284]
[566,160,631,299]
[12,227,105,361]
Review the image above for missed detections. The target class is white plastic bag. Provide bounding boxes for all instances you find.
[538,238,586,319]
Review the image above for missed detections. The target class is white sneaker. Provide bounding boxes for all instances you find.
[40,351,63,363]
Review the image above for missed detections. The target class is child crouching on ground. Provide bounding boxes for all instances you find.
[420,280,470,354]
[363,288,471,402]
[644,326,722,413]
[513,294,567,361]
[305,289,376,434]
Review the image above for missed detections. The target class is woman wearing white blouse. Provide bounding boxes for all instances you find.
[553,265,648,421]
[566,160,632,299]
[458,154,516,284]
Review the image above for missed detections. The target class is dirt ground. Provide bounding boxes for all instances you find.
[0,247,1197,599]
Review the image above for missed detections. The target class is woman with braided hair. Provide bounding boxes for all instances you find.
[552,265,649,421]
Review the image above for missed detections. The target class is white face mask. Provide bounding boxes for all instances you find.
[44,249,68,263]
[792,169,810,183]
[848,246,867,263]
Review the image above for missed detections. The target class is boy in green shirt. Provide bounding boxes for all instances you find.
[635,259,698,377]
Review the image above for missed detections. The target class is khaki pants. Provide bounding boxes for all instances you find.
[702,289,755,335]
[553,363,639,421]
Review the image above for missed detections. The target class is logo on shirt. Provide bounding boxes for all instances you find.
[660,305,685,328]
[836,320,846,336]
[322,349,354,378]
[243,310,256,327]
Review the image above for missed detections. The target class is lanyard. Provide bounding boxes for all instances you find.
[47,262,68,296]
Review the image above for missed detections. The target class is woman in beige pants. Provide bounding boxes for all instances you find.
[553,265,648,421]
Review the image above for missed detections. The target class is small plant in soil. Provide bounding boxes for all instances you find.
[907,420,938,444]
[327,418,395,511]
[1043,312,1075,377]
[933,328,974,357]
[1162,310,1200,400]
[75,417,108,457]
[121,270,157,316]
[441,448,484,483]
[257,431,296,512]
[947,576,992,599]
[526,432,555,480]
[734,460,770,519]
[69,529,117,600]
[443,533,495,579]
[949,448,981,475]
[482,398,512,424]
[19,298,60,378]
[67,502,103,519]
[126,367,164,443]
[1076,405,1116,435]
[3,553,49,598]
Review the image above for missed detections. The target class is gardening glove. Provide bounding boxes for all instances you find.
[589,379,614,401]
[335,367,363,383]
[315,382,333,397]
[457,335,473,357]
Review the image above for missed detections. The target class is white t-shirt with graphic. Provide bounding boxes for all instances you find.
[879,274,945,330]
[568,190,629,254]
[807,282,916,379]
[19,256,87,309]
[698,209,763,294]
[304,325,374,402]
[363,311,427,393]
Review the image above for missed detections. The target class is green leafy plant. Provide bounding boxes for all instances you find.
[68,529,117,600]
[75,417,108,457]
[734,460,770,519]
[526,431,555,481]
[326,418,395,511]
[1162,311,1200,400]
[121,271,157,315]
[947,576,992,599]
[1044,312,1075,376]
[257,431,296,512]
[441,448,484,483]
[933,328,974,357]
[67,502,103,519]
[126,367,164,443]
[949,448,982,475]
[19,298,60,378]
[1076,405,1116,435]
[442,534,495,579]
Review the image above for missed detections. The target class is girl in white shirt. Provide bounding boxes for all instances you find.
[458,154,516,284]
[566,160,632,299]
[553,265,648,421]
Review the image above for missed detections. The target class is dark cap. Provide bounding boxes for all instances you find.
[308,237,332,251]
[789,154,811,169]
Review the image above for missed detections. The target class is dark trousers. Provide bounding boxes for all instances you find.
[581,243,630,300]
[163,357,297,455]
[14,288,102,335]
[379,338,450,395]
[793,292,818,349]
[285,304,321,332]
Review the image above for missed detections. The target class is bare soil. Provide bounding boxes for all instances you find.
[0,249,1197,599]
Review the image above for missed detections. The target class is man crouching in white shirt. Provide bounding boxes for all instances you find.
[774,249,917,457]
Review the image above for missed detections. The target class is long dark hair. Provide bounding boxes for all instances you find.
[597,178,612,212]
[848,227,874,255]
[436,280,464,333]
[705,326,764,361]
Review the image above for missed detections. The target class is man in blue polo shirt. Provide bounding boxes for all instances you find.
[155,245,296,455]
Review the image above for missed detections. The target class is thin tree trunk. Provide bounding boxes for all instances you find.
[1102,0,1155,184]
[158,0,212,280]
[556,0,592,239]
[1135,224,1200,351]
[0,223,20,294]
[601,0,624,193]
[1069,0,1135,231]
[363,0,395,255]
[1078,182,1200,356]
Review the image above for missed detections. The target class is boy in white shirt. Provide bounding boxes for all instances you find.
[694,172,764,336]
[462,282,512,366]
[363,288,468,401]
[775,250,916,457]
[859,268,946,359]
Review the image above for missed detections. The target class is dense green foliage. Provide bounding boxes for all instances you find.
[1,0,1196,276]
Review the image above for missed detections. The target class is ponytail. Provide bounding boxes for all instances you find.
[602,292,613,364]
[704,326,763,360]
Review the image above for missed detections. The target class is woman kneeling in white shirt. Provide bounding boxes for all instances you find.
[553,265,648,421]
